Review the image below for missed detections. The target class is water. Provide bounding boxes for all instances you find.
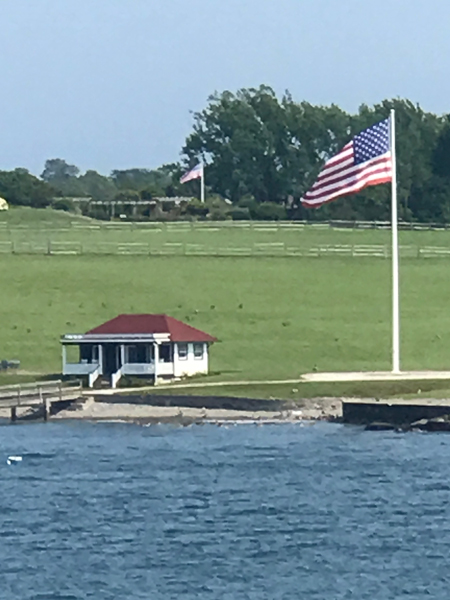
[1,421,450,599]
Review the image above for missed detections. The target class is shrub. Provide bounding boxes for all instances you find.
[251,202,286,221]
[185,199,209,218]
[230,207,251,220]
[209,207,229,220]
[52,198,75,212]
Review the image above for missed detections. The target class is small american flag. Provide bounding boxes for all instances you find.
[301,118,392,208]
[180,163,203,184]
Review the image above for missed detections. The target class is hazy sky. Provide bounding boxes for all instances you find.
[1,0,448,175]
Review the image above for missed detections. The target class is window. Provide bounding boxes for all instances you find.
[177,343,188,360]
[193,343,204,360]
[127,345,137,363]
[126,345,150,364]
[92,345,99,362]
[159,343,172,363]
[80,344,97,364]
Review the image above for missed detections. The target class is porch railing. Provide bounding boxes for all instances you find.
[63,361,100,376]
[88,365,101,388]
[111,368,123,389]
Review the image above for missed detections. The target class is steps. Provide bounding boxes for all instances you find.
[93,375,111,389]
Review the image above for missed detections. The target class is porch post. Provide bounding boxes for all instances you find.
[120,344,125,367]
[62,344,67,374]
[98,344,103,374]
[154,342,159,386]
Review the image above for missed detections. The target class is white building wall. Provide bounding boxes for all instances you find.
[173,342,209,378]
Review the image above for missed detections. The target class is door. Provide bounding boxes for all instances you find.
[103,344,118,375]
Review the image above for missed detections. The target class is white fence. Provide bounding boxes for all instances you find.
[1,239,450,258]
[1,219,450,234]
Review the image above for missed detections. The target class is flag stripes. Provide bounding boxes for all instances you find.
[301,118,392,208]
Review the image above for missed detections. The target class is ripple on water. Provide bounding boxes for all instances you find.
[0,422,449,599]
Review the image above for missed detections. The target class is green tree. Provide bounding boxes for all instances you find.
[432,116,450,179]
[41,158,84,197]
[41,158,80,181]
[183,86,350,204]
[0,170,55,208]
[111,168,171,193]
[183,89,450,222]
[78,170,116,202]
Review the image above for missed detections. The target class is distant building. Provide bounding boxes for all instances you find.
[61,314,216,388]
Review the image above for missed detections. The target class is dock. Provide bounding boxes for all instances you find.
[0,380,82,422]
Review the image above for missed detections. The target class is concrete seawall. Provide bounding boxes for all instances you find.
[343,399,450,425]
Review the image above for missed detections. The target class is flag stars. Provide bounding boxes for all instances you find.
[354,118,390,165]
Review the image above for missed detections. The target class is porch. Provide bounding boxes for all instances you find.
[61,336,174,388]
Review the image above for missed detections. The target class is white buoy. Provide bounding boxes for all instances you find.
[7,456,22,465]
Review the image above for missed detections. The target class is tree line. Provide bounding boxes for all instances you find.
[1,85,450,222]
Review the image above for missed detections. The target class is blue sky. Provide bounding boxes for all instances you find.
[1,0,448,175]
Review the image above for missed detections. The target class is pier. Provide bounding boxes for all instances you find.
[0,380,82,422]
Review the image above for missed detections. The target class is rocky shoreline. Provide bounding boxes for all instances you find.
[5,395,450,430]
[366,415,450,432]
[51,396,343,424]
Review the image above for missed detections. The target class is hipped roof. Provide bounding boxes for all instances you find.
[86,314,216,343]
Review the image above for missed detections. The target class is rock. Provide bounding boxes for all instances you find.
[410,419,429,430]
[365,422,397,431]
[421,417,450,432]
[410,416,450,432]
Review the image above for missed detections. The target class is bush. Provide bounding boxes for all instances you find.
[230,207,251,220]
[238,195,258,212]
[185,199,209,218]
[251,202,286,221]
[52,198,75,212]
[209,208,229,220]
[88,205,111,220]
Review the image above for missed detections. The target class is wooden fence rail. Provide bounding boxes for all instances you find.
[1,219,450,233]
[2,240,450,258]
[0,380,82,421]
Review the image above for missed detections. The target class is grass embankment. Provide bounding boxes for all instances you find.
[0,207,450,398]
[137,380,450,401]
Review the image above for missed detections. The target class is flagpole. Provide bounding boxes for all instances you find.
[390,108,400,373]
[200,161,205,204]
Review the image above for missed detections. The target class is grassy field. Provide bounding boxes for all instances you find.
[2,207,450,252]
[0,207,450,398]
[1,253,450,393]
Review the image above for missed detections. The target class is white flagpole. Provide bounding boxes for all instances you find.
[390,109,400,373]
[200,162,205,204]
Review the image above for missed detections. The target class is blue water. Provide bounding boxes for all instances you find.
[1,421,450,599]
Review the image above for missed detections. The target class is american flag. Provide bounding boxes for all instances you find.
[180,163,203,184]
[301,118,392,208]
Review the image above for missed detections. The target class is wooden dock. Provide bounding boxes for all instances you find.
[0,380,82,422]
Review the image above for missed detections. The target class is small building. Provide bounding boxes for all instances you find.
[61,314,217,388]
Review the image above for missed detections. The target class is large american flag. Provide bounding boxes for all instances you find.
[180,163,203,184]
[301,118,392,208]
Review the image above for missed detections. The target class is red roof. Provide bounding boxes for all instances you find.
[86,314,216,343]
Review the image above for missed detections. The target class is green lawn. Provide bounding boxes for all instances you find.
[137,380,450,401]
[0,206,92,228]
[1,254,450,382]
[0,207,449,398]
